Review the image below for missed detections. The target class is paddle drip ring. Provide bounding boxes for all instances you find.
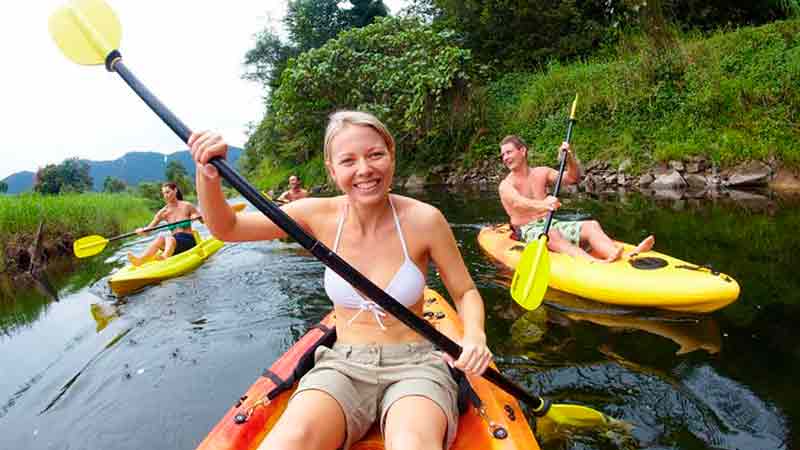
[629,256,668,270]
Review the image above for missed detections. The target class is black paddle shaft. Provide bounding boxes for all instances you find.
[108,217,198,242]
[105,52,549,412]
[540,115,577,237]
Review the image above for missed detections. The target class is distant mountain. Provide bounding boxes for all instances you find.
[1,148,242,194]
[2,171,36,194]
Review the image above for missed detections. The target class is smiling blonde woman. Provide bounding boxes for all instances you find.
[189,111,492,450]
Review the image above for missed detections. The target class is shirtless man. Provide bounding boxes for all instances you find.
[498,135,654,263]
[277,175,309,203]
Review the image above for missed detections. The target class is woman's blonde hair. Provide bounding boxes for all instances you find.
[323,111,396,163]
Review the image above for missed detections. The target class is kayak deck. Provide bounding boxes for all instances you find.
[109,231,224,296]
[196,288,539,450]
[478,224,739,313]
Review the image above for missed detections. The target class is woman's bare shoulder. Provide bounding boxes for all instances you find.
[284,195,342,222]
[392,194,444,226]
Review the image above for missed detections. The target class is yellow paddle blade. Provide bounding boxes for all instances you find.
[510,235,550,310]
[545,404,609,428]
[73,234,108,258]
[49,0,121,65]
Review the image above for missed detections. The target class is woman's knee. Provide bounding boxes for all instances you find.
[259,421,319,450]
[386,429,440,450]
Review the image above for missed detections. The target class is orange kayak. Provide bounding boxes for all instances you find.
[196,288,540,450]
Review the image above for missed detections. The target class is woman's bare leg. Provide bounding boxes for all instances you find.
[127,235,165,266]
[257,390,346,450]
[158,236,177,260]
[384,396,448,450]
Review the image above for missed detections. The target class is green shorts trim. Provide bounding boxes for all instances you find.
[519,218,582,246]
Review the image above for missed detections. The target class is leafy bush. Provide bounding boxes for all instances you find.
[246,16,485,178]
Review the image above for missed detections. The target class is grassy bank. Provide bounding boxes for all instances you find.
[469,19,800,173]
[250,19,800,187]
[0,193,155,272]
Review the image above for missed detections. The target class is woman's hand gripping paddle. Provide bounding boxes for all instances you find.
[49,0,608,428]
[511,95,578,310]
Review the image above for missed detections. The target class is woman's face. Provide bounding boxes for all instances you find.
[326,125,394,205]
[161,186,176,201]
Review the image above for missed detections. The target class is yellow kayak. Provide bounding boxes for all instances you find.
[109,230,224,295]
[478,224,739,313]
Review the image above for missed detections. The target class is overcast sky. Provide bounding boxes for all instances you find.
[1,0,406,180]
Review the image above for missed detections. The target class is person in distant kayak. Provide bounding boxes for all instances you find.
[191,111,491,450]
[127,182,202,266]
[277,174,310,203]
[498,135,654,263]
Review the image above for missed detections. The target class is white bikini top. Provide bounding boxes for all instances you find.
[323,197,426,329]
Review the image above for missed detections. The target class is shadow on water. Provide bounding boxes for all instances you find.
[1,190,798,449]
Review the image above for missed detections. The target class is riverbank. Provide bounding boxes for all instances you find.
[0,193,154,274]
[248,19,800,195]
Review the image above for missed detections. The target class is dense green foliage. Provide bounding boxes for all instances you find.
[102,176,126,193]
[244,0,388,90]
[241,2,800,187]
[136,181,164,205]
[34,158,93,194]
[0,181,7,193]
[426,0,799,71]
[244,17,484,186]
[470,19,800,171]
[432,0,619,70]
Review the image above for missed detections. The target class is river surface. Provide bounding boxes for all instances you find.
[1,187,798,450]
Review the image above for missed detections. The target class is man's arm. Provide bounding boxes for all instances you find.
[546,142,581,186]
[499,180,560,216]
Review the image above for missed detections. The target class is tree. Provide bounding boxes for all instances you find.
[34,158,93,194]
[253,17,482,167]
[102,176,126,193]
[286,0,348,51]
[137,181,162,203]
[243,28,298,91]
[0,180,7,194]
[432,0,615,71]
[243,0,389,91]
[345,0,390,28]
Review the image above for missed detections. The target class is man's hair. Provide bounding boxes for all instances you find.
[500,135,528,150]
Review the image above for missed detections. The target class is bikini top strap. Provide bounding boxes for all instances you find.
[388,197,410,259]
[332,202,348,252]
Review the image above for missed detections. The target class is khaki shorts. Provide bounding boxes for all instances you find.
[291,341,459,450]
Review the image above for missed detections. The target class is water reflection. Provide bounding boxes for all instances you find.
[89,302,119,333]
